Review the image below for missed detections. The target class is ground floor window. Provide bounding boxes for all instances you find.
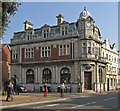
[43,68,51,83]
[26,69,34,83]
[60,68,71,84]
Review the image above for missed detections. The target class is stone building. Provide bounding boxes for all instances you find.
[10,7,118,93]
[118,51,120,89]
[102,38,118,90]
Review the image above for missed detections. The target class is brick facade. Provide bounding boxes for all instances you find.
[2,44,11,83]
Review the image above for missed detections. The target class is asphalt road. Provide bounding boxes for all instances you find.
[3,92,120,110]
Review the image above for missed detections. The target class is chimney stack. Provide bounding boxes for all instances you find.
[24,20,33,30]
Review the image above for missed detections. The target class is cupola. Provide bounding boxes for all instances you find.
[79,7,91,20]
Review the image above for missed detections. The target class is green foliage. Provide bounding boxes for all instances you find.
[1,0,21,38]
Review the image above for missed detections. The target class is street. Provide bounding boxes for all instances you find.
[3,92,119,110]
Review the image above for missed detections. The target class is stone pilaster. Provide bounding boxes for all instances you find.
[38,67,42,84]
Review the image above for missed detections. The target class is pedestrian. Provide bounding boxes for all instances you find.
[60,83,66,97]
[6,82,11,101]
[43,83,48,97]
[10,82,14,100]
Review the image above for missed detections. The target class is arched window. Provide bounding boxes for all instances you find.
[60,68,71,84]
[43,68,51,83]
[26,69,34,83]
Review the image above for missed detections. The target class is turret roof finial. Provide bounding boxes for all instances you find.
[84,6,86,11]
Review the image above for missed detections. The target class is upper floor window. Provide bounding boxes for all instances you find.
[88,42,91,54]
[107,65,108,71]
[82,43,86,54]
[43,29,49,38]
[92,43,94,54]
[41,46,51,57]
[25,48,34,58]
[95,47,99,56]
[103,52,104,57]
[109,55,111,61]
[112,56,113,61]
[59,44,70,56]
[12,50,17,60]
[114,57,116,63]
[61,27,68,36]
[106,54,108,60]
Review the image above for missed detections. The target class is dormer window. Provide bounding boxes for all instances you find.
[61,27,68,36]
[43,29,49,38]
[27,32,32,40]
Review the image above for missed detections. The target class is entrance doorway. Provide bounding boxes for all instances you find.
[84,72,92,90]
[107,78,109,91]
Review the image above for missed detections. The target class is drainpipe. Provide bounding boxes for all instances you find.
[72,38,74,59]
[96,63,98,92]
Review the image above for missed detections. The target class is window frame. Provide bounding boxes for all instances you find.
[59,44,70,56]
[26,69,34,84]
[12,50,17,60]
[41,46,51,57]
[25,48,34,58]
[82,43,86,54]
[61,26,68,36]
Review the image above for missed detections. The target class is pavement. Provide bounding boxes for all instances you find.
[0,89,119,109]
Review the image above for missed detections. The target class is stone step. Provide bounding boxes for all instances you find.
[84,90,95,93]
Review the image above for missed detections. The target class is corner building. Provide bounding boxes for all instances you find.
[10,7,118,93]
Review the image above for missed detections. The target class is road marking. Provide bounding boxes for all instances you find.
[71,102,96,108]
[104,97,116,101]
[71,95,90,99]
[46,104,59,107]
[34,104,59,109]
[0,98,66,109]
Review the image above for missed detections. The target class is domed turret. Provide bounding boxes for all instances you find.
[79,7,91,19]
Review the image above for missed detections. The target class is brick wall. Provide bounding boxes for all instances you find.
[2,45,11,83]
[21,43,73,62]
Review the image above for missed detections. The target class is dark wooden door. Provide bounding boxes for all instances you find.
[84,72,91,90]
[107,78,109,91]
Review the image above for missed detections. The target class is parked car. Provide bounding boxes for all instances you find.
[14,85,27,93]
[19,85,27,93]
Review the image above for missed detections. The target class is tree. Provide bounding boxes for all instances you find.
[0,0,21,38]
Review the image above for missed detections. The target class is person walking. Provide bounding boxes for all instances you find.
[10,82,14,100]
[60,83,66,97]
[43,83,48,97]
[6,82,11,101]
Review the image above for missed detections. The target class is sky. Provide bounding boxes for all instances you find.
[2,2,118,49]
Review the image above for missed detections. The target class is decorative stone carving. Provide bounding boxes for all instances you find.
[83,64,91,70]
